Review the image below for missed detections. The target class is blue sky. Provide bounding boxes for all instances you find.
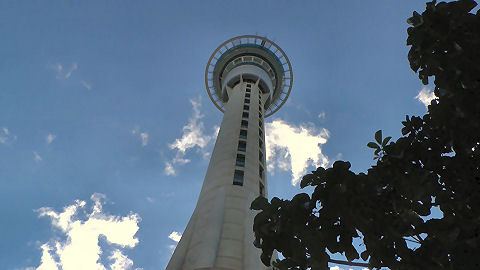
[0,1,434,269]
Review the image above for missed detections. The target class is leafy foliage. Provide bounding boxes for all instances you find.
[251,1,480,269]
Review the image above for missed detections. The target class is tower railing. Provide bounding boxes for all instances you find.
[205,35,293,117]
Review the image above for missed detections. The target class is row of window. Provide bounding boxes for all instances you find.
[257,87,265,197]
[233,84,266,197]
[257,86,265,183]
[258,86,265,196]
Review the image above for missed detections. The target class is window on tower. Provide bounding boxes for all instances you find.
[259,139,263,149]
[245,98,250,104]
[259,165,264,179]
[259,120,263,128]
[245,93,250,98]
[259,105,262,112]
[241,120,248,129]
[244,105,249,111]
[259,181,265,197]
[239,129,247,139]
[238,141,247,152]
[233,170,244,186]
[236,154,245,167]
[259,129,263,138]
[246,88,251,93]
[259,150,263,163]
[242,112,249,119]
[259,111,262,118]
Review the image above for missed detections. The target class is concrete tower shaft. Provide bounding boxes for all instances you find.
[167,36,292,270]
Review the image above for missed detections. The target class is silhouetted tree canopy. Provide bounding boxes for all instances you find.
[251,0,480,269]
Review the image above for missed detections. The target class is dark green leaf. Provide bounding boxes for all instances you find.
[375,130,382,144]
[250,196,268,210]
[361,250,370,261]
[345,246,359,261]
[367,142,380,149]
[382,136,392,147]
[407,11,423,26]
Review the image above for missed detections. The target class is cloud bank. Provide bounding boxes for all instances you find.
[35,193,141,270]
[265,119,330,185]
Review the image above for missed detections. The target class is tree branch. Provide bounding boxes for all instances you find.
[329,259,372,268]
[404,237,421,244]
[415,234,424,243]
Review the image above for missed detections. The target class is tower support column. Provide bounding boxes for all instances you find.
[167,82,268,270]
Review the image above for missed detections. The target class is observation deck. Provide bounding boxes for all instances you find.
[205,35,293,117]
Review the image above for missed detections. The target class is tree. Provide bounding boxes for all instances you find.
[251,0,480,269]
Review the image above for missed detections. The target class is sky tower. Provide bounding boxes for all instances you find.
[167,35,293,270]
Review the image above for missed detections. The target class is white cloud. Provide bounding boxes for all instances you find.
[49,62,78,80]
[81,80,92,90]
[318,111,326,120]
[212,125,220,138]
[37,244,59,270]
[109,249,134,270]
[167,231,182,254]
[173,157,190,165]
[46,133,56,145]
[0,127,17,145]
[265,119,330,185]
[131,127,149,147]
[167,98,218,175]
[34,193,141,270]
[146,197,154,203]
[49,63,63,78]
[168,244,177,254]
[64,63,78,79]
[164,162,175,176]
[131,127,139,135]
[0,128,8,144]
[33,151,43,163]
[169,99,213,153]
[415,87,436,108]
[168,231,182,243]
[140,133,149,147]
